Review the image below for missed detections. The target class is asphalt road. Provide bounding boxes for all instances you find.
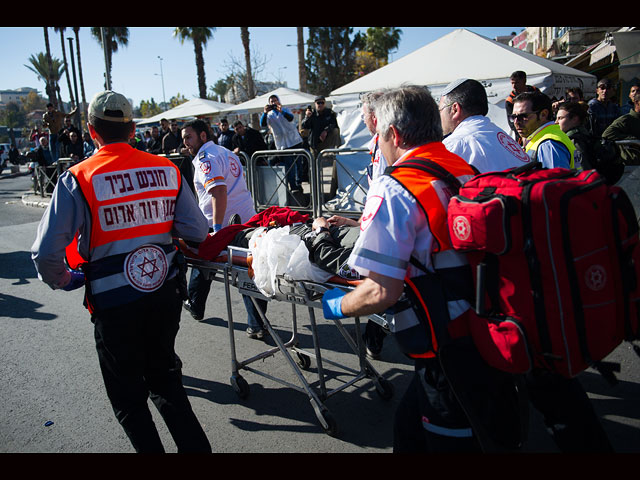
[1,168,639,454]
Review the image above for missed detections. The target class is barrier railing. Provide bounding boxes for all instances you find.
[33,157,75,196]
[315,148,370,219]
[248,149,316,215]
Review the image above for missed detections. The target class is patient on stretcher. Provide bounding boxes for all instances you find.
[178,206,361,283]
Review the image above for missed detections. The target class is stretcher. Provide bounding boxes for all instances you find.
[184,244,394,437]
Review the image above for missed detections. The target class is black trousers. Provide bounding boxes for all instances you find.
[525,369,613,452]
[92,278,211,453]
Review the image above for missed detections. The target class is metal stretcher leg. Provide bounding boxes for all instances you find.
[187,251,393,437]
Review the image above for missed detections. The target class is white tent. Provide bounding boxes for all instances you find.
[329,28,597,148]
[220,87,319,115]
[137,98,234,125]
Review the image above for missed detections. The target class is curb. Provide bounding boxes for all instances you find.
[21,193,50,209]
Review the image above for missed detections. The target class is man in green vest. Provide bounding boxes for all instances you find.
[511,91,576,169]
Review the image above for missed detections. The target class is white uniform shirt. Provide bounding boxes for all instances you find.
[192,141,256,226]
[443,115,530,173]
[349,150,437,281]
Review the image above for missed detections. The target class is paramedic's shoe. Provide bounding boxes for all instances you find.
[183,299,204,321]
[246,327,266,339]
[228,213,241,226]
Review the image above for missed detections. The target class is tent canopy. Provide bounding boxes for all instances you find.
[329,29,598,149]
[221,87,319,115]
[137,98,234,125]
[331,28,596,99]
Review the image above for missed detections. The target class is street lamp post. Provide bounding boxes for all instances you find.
[158,56,166,108]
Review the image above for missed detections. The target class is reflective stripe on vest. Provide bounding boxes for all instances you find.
[68,143,182,310]
[386,144,476,358]
[525,123,576,169]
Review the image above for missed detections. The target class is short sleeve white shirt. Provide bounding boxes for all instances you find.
[443,115,531,173]
[348,158,435,281]
[192,141,256,226]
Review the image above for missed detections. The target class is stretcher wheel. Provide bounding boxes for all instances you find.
[295,352,311,370]
[231,375,250,399]
[375,377,394,400]
[320,410,339,437]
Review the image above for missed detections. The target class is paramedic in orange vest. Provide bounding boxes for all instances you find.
[31,90,212,453]
[321,86,517,452]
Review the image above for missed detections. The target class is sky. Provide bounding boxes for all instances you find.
[0,27,523,109]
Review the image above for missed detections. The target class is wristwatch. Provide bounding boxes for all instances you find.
[314,226,330,235]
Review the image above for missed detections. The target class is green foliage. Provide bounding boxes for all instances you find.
[304,27,363,96]
[362,27,402,62]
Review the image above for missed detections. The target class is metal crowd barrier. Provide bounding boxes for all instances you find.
[33,157,75,197]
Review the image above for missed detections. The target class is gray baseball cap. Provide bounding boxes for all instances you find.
[89,90,133,123]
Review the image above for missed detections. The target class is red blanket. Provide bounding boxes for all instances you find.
[190,206,309,261]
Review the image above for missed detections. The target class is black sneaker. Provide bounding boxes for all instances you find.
[183,300,204,321]
[246,327,265,339]
[228,213,241,226]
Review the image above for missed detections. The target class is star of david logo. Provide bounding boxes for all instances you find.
[137,255,160,279]
[453,216,471,241]
[585,264,606,291]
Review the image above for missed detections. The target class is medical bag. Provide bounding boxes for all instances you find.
[447,162,640,380]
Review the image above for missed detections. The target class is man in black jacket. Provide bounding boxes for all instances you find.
[302,96,340,159]
[231,120,267,164]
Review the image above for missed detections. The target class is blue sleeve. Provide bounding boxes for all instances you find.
[282,109,294,122]
[538,140,571,169]
[260,113,268,127]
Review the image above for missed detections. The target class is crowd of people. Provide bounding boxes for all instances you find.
[28,69,640,453]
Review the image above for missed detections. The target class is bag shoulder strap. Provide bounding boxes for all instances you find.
[385,156,462,193]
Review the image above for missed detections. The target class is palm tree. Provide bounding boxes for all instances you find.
[54,26,76,110]
[90,27,130,90]
[240,27,259,129]
[25,53,66,108]
[42,27,56,106]
[73,27,88,126]
[173,27,216,99]
[297,27,307,92]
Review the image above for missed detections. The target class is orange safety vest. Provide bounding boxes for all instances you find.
[385,143,476,359]
[66,143,182,311]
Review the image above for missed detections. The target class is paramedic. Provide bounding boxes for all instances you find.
[31,90,212,453]
[511,91,576,169]
[321,86,520,452]
[327,90,388,359]
[181,119,269,339]
[440,78,531,172]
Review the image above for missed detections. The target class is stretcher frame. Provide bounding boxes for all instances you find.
[186,245,394,437]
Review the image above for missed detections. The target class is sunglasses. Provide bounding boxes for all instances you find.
[316,101,325,105]
[508,111,539,122]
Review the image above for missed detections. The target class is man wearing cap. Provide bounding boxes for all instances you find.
[31,90,212,453]
[302,96,341,159]
[505,71,539,143]
[588,78,621,138]
[440,78,531,173]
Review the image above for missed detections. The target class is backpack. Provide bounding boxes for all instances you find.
[447,162,640,382]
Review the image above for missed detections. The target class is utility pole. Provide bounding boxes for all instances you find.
[158,56,166,108]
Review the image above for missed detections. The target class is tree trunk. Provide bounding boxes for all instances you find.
[43,27,56,107]
[240,27,258,129]
[73,27,88,127]
[194,40,207,99]
[297,27,307,92]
